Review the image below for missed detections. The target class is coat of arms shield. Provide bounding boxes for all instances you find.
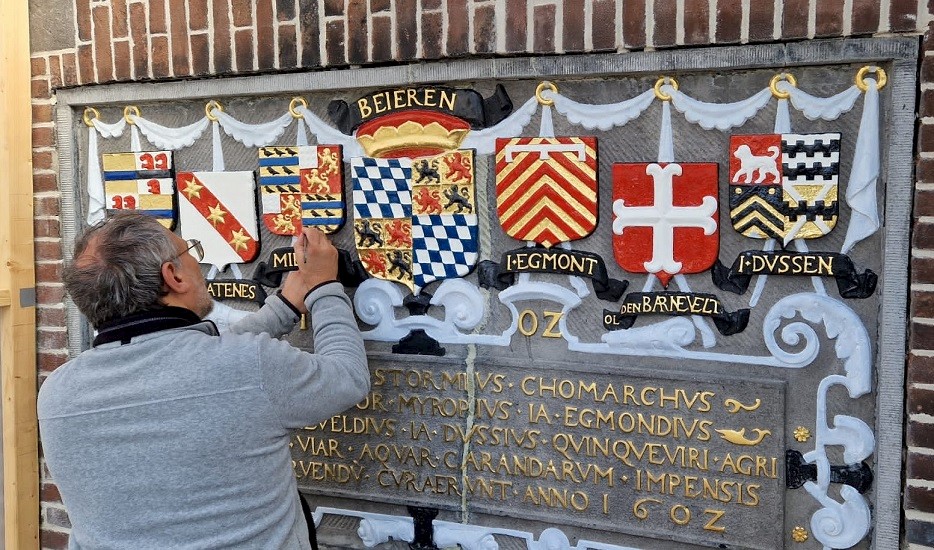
[352,150,478,294]
[495,137,598,248]
[258,145,344,236]
[102,151,176,229]
[177,171,260,270]
[612,162,719,287]
[729,133,840,244]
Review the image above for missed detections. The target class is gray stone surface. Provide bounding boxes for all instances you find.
[29,0,76,53]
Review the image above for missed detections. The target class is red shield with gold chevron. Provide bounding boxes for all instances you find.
[177,171,259,270]
[495,137,598,248]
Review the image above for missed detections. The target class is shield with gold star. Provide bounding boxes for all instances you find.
[258,145,344,236]
[177,171,259,270]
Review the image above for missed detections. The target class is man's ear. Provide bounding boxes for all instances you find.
[161,261,191,294]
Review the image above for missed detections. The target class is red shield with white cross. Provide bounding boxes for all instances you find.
[612,162,719,287]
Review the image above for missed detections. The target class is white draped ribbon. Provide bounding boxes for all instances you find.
[212,121,225,172]
[294,105,365,157]
[539,105,555,138]
[86,125,106,225]
[296,117,309,146]
[131,115,210,150]
[668,86,772,131]
[658,101,674,163]
[550,88,655,131]
[461,96,539,154]
[784,82,862,121]
[841,80,881,253]
[214,110,294,148]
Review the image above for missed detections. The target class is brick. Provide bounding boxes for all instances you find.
[191,33,210,75]
[533,4,556,52]
[780,0,808,39]
[815,0,844,37]
[37,306,66,329]
[748,0,774,41]
[277,0,296,20]
[38,329,67,350]
[592,0,616,50]
[129,2,149,80]
[62,53,78,87]
[48,55,63,88]
[34,173,59,194]
[371,0,391,12]
[40,529,69,550]
[371,15,393,62]
[683,0,709,44]
[150,0,167,34]
[78,41,94,84]
[913,257,934,284]
[474,4,496,54]
[232,0,253,26]
[170,0,191,76]
[422,0,441,9]
[31,57,46,78]
[278,23,298,68]
[151,35,170,78]
[32,151,54,172]
[298,0,320,67]
[421,11,443,59]
[716,0,742,43]
[112,0,128,38]
[907,519,934,545]
[34,239,62,262]
[325,20,346,65]
[323,0,344,16]
[396,0,417,60]
[447,0,469,56]
[622,0,645,49]
[34,219,62,239]
[76,0,92,41]
[31,78,49,99]
[918,157,934,182]
[190,0,209,30]
[916,188,934,217]
[914,219,934,249]
[563,1,585,51]
[32,104,53,124]
[34,196,60,218]
[32,127,54,149]
[505,0,527,52]
[93,5,115,81]
[347,0,368,63]
[909,452,934,482]
[923,55,934,84]
[911,322,934,351]
[234,29,254,72]
[256,0,275,69]
[38,351,67,373]
[922,124,934,152]
[113,41,131,80]
[891,0,919,32]
[37,285,65,306]
[907,484,934,514]
[909,384,934,416]
[213,0,232,74]
[41,482,62,503]
[46,506,72,529]
[909,419,934,447]
[653,0,676,47]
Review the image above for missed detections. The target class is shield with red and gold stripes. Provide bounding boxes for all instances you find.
[177,171,259,270]
[495,137,598,248]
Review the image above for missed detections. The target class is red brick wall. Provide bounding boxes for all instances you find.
[27,1,933,548]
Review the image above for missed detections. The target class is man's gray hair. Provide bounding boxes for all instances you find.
[64,211,180,328]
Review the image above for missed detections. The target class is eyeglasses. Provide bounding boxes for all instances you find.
[168,239,204,263]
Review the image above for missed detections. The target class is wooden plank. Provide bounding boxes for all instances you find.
[0,0,39,548]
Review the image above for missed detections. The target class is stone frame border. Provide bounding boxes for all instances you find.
[54,36,917,548]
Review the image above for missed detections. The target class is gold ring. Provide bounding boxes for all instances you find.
[205,100,223,121]
[769,73,797,99]
[289,97,308,119]
[856,66,887,91]
[653,77,679,101]
[123,105,141,125]
[82,106,101,127]
[535,81,558,106]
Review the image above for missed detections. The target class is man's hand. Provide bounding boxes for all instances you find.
[279,228,339,314]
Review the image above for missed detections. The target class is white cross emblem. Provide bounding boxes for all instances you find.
[612,163,717,275]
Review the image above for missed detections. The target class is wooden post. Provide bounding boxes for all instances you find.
[0,0,40,548]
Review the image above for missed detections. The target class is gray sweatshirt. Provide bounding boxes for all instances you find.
[38,283,370,549]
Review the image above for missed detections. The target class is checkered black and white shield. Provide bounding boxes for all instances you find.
[352,152,479,294]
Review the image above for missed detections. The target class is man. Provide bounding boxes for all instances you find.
[38,211,370,549]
